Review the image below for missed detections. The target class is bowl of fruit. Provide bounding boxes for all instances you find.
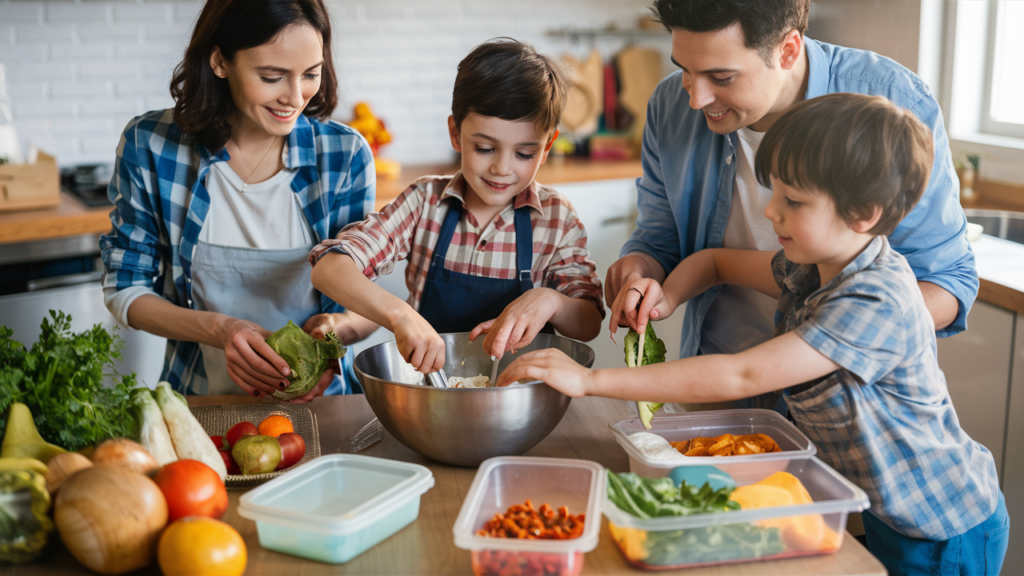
[191,405,321,488]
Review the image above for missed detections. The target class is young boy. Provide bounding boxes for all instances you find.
[496,94,1008,576]
[309,39,604,373]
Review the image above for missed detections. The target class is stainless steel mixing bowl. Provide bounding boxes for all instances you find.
[354,332,595,467]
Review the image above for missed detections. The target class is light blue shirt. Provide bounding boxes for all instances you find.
[774,236,999,540]
[621,38,978,361]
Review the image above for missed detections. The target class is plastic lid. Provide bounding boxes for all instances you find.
[237,454,434,536]
[609,408,816,468]
[453,456,605,553]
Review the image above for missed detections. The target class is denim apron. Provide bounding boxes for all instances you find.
[418,201,537,333]
[190,240,354,396]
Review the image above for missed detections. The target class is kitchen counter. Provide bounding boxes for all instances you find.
[23,395,884,576]
[973,234,1024,315]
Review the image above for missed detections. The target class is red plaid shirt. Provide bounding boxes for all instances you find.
[309,171,605,316]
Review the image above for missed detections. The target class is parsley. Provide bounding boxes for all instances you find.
[0,310,140,451]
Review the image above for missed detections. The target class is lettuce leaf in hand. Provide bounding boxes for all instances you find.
[623,323,667,428]
[265,321,346,400]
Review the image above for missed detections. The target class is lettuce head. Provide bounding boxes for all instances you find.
[265,321,346,400]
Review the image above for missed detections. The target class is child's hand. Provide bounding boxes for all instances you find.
[303,313,356,343]
[391,309,446,373]
[608,278,676,340]
[469,288,561,359]
[494,348,592,397]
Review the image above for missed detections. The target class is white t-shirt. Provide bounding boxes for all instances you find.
[198,153,311,249]
[700,126,781,355]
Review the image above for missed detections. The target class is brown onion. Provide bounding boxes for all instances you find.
[55,466,168,574]
[91,438,160,476]
[46,452,93,495]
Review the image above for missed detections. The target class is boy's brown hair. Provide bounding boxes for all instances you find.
[452,38,570,134]
[755,93,934,236]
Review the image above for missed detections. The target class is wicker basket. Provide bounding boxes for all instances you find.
[189,404,321,489]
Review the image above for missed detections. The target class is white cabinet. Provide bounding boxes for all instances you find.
[936,300,1014,478]
[1001,314,1023,576]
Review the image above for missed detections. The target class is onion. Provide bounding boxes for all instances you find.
[55,466,168,574]
[46,452,93,495]
[91,438,160,476]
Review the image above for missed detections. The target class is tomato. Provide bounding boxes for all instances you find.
[158,517,246,576]
[275,432,306,470]
[210,435,228,450]
[225,421,258,448]
[219,449,241,475]
[153,459,228,522]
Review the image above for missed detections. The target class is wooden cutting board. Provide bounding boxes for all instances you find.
[560,49,604,136]
[616,46,664,143]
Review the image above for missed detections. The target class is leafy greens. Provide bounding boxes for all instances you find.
[623,323,667,428]
[265,320,346,400]
[0,311,139,451]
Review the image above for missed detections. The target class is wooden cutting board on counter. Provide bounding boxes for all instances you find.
[616,46,664,143]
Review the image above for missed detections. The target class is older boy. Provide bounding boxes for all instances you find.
[605,0,976,411]
[497,94,1008,576]
[309,39,604,372]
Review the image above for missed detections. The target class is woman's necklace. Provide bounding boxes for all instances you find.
[234,135,279,193]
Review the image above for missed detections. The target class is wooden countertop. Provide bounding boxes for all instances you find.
[28,395,883,576]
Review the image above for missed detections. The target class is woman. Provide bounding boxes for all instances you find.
[101,0,378,401]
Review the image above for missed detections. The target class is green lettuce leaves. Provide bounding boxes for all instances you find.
[623,323,667,428]
[265,321,346,400]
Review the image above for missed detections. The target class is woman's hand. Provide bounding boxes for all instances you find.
[469,288,561,359]
[391,308,445,373]
[303,313,353,343]
[217,316,291,398]
[494,348,592,398]
[608,278,677,341]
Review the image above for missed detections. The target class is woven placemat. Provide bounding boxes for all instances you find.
[189,404,321,489]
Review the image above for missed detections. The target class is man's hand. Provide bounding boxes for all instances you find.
[494,348,593,398]
[604,253,666,311]
[469,288,561,359]
[608,278,677,341]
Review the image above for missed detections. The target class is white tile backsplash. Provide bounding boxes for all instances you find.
[0,0,670,166]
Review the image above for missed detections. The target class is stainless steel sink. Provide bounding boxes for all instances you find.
[964,208,1024,244]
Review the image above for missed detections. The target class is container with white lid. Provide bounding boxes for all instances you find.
[610,409,816,483]
[453,456,605,576]
[237,454,434,564]
[603,456,870,570]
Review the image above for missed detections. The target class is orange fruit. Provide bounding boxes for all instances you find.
[257,414,293,438]
[158,517,246,576]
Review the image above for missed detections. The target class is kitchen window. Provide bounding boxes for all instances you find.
[981,0,1024,140]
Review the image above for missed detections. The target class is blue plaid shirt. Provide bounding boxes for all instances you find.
[100,109,375,394]
[774,236,999,540]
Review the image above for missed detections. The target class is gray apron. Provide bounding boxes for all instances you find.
[191,241,320,395]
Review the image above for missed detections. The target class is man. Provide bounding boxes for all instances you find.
[606,0,976,409]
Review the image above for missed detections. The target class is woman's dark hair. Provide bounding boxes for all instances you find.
[652,0,810,65]
[170,0,338,151]
[755,93,934,236]
[451,38,570,134]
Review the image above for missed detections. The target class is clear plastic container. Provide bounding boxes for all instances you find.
[453,456,605,576]
[603,456,869,570]
[237,454,434,564]
[610,409,816,483]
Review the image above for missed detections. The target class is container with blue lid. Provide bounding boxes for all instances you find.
[237,454,434,564]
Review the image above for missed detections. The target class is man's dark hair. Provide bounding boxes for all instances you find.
[652,0,810,65]
[451,38,570,134]
[755,93,934,236]
[170,0,338,151]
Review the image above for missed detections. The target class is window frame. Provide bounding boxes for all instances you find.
[980,0,1024,140]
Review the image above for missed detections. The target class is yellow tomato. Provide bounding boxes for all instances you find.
[158,517,247,576]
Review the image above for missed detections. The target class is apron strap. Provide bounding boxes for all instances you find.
[426,200,463,283]
[513,206,533,294]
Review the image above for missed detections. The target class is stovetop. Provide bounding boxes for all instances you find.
[61,163,113,208]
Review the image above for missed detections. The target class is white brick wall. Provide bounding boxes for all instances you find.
[0,0,672,166]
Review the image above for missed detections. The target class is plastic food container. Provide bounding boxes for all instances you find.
[237,454,434,564]
[610,409,816,483]
[604,456,869,570]
[453,456,604,576]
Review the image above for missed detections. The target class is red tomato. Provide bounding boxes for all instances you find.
[210,435,228,450]
[225,422,258,448]
[219,449,241,475]
[154,459,228,522]
[276,433,305,470]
